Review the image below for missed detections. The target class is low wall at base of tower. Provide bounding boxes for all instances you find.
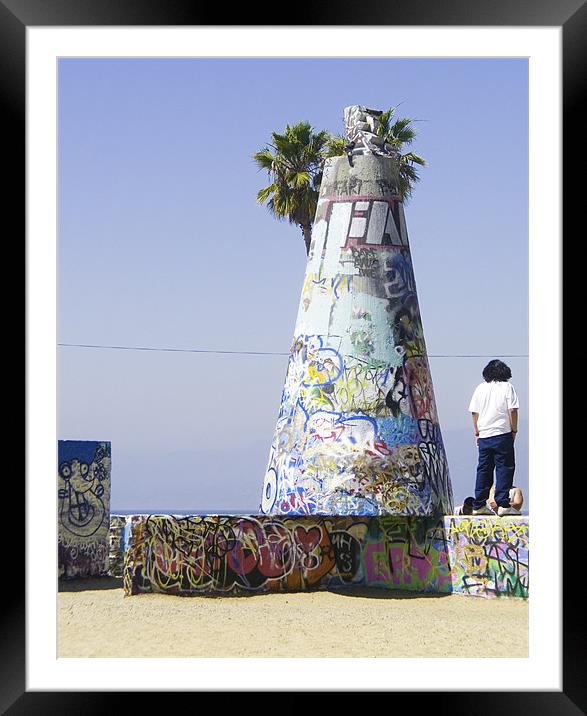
[121,514,528,599]
[108,514,128,577]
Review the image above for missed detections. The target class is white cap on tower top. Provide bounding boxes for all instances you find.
[343,105,393,157]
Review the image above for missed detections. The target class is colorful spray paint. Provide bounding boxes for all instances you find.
[108,514,128,577]
[58,440,111,578]
[123,514,528,599]
[116,109,529,604]
[260,107,452,516]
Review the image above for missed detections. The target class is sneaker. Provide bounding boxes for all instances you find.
[497,506,521,516]
[472,506,494,515]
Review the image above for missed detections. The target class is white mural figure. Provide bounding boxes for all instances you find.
[58,440,111,577]
[260,107,453,517]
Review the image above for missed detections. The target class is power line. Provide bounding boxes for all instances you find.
[58,342,529,358]
[58,343,288,356]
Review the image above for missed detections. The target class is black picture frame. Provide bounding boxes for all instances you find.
[11,0,580,712]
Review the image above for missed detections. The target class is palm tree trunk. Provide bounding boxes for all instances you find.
[301,224,312,256]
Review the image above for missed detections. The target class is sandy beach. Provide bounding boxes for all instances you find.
[58,577,528,658]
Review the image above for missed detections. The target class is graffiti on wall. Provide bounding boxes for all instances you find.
[124,513,451,596]
[261,175,452,516]
[58,440,111,578]
[108,514,128,578]
[124,514,527,599]
[446,517,529,598]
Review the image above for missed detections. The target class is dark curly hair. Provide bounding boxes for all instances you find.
[482,359,512,382]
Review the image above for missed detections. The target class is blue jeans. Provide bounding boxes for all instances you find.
[473,432,515,510]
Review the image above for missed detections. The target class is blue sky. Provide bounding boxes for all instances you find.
[58,57,528,512]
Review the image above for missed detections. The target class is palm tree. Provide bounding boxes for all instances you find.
[376,107,427,201]
[254,110,426,255]
[325,107,426,202]
[253,121,329,255]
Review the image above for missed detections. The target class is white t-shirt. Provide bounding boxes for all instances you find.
[468,381,519,438]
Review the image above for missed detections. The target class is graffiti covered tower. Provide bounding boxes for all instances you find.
[260,107,453,517]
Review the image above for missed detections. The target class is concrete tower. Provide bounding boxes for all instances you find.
[260,106,453,517]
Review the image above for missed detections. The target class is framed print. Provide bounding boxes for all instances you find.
[10,0,581,711]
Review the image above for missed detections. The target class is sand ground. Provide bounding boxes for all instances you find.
[58,578,528,658]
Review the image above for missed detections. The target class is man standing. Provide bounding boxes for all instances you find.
[468,359,520,516]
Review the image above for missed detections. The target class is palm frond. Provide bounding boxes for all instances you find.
[256,183,278,204]
[289,171,312,189]
[401,151,427,167]
[253,111,427,242]
[253,148,277,172]
[324,134,346,158]
[375,107,396,136]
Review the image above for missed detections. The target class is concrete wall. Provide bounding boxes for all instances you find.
[108,514,127,577]
[58,440,111,578]
[123,514,528,599]
[260,155,452,516]
[445,516,528,598]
